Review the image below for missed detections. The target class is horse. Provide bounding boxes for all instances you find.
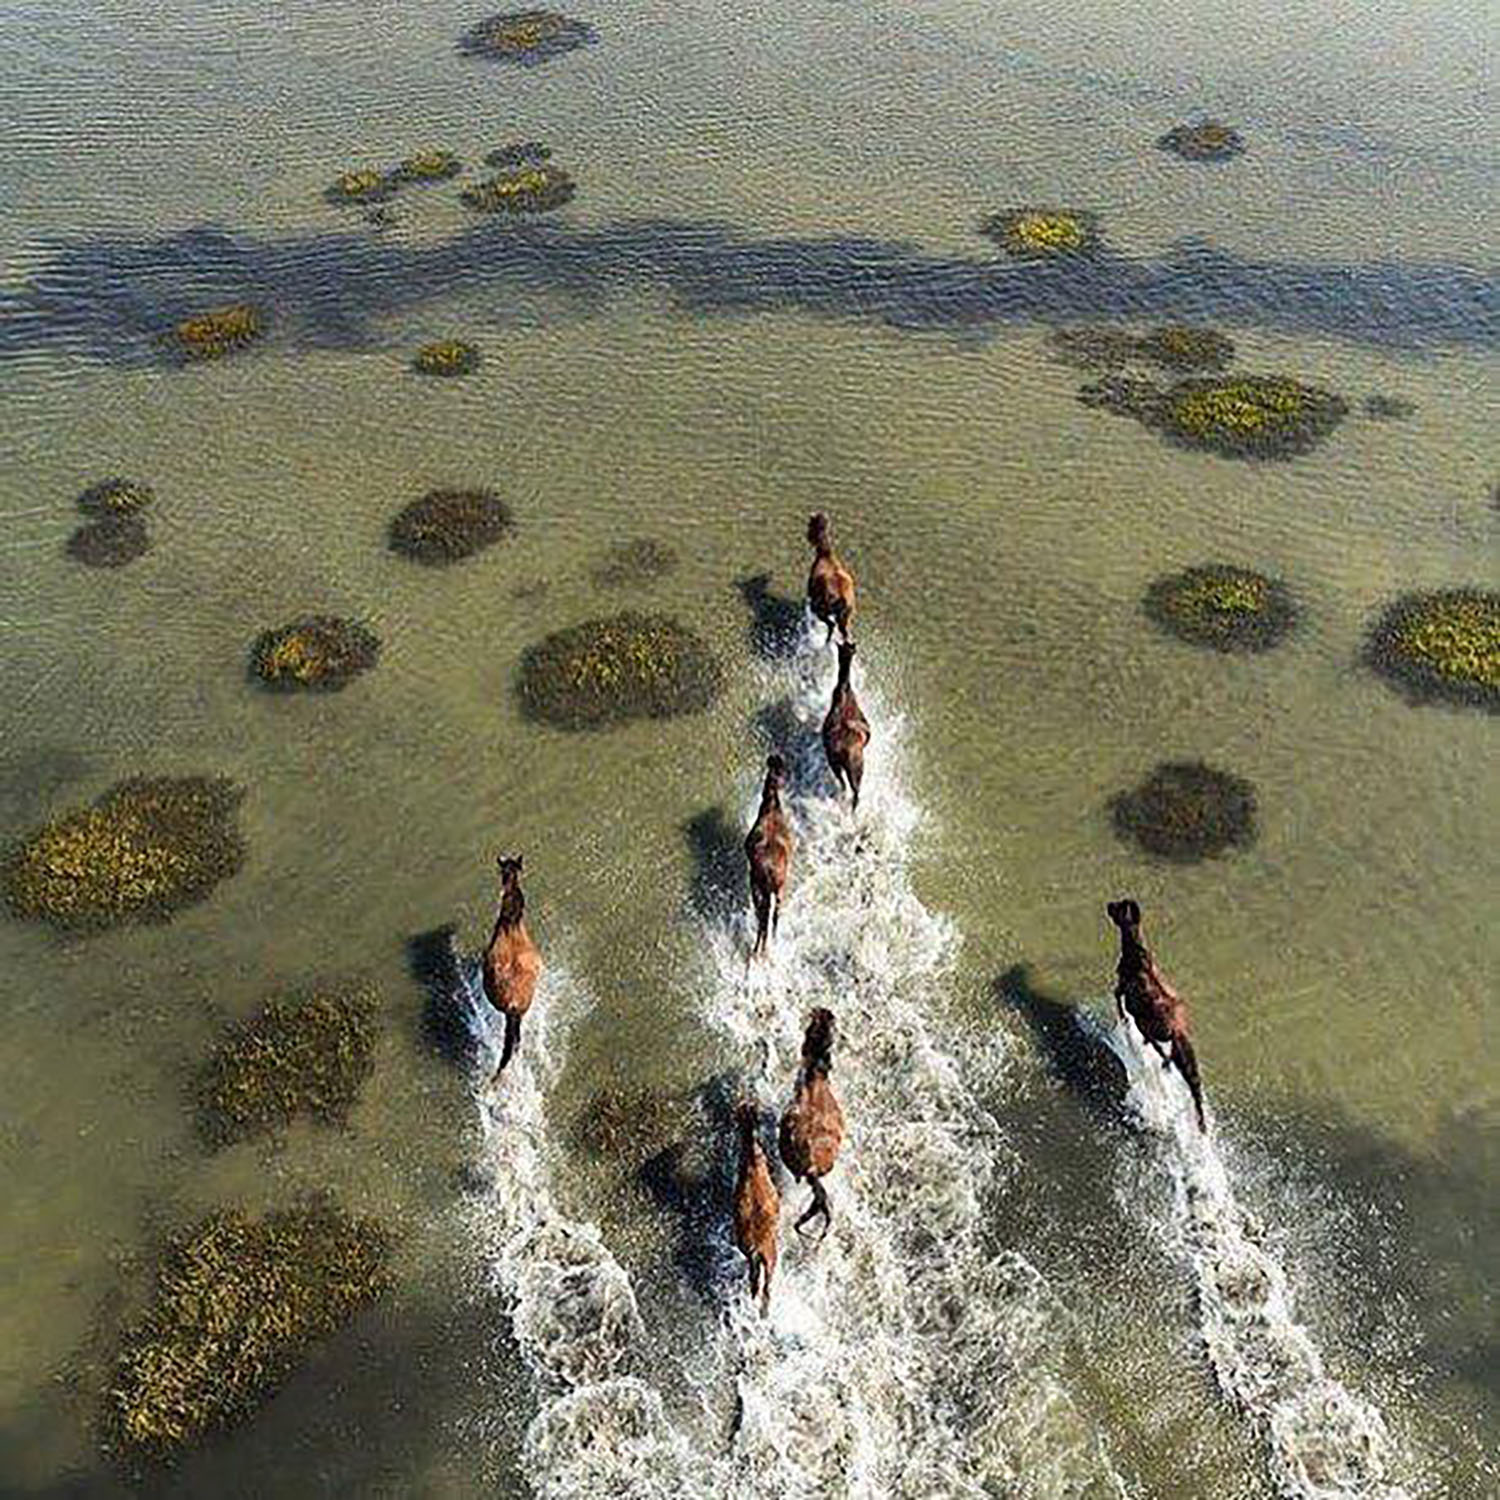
[745,754,793,959]
[732,1100,780,1315]
[778,1008,846,1238]
[1106,898,1206,1131]
[822,640,871,811]
[481,855,543,1088]
[806,513,856,645]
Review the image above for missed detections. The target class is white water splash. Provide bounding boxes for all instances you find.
[1109,1015,1411,1500]
[452,948,720,1497]
[704,627,1130,1499]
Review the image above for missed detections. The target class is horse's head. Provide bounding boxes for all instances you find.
[497,853,525,886]
[807,512,830,549]
[764,753,787,794]
[1106,897,1141,932]
[802,1007,836,1071]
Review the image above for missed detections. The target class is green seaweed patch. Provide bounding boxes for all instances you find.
[389,489,513,565]
[461,163,575,214]
[589,537,679,589]
[412,339,482,377]
[1158,121,1246,162]
[169,304,265,363]
[77,478,154,519]
[485,141,552,169]
[250,616,380,693]
[980,208,1100,260]
[517,612,724,730]
[459,11,597,64]
[66,517,152,569]
[103,1205,391,1464]
[196,982,381,1148]
[1362,393,1416,421]
[1144,564,1297,653]
[1134,325,1235,372]
[1110,761,1258,862]
[1365,588,1499,713]
[393,149,463,184]
[324,168,396,206]
[1082,373,1347,460]
[3,776,245,931]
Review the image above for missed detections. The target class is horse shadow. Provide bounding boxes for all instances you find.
[736,572,804,661]
[682,805,744,919]
[407,925,486,1069]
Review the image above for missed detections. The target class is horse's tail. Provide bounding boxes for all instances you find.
[1170,1034,1206,1132]
[831,593,853,642]
[751,879,772,957]
[499,1009,523,1074]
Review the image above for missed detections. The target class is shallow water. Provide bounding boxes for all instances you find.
[1,0,1497,1495]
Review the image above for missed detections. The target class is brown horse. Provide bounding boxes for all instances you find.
[732,1100,780,1315]
[1106,899,1206,1131]
[806,513,856,645]
[481,855,543,1088]
[745,754,793,959]
[822,640,871,811]
[779,1008,846,1238]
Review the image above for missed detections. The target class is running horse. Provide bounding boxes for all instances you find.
[481,855,543,1088]
[745,754,793,960]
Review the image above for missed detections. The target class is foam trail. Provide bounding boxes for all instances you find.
[1108,1016,1410,1499]
[706,627,1129,1499]
[449,942,722,1497]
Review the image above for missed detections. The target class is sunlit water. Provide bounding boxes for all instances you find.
[1,0,1496,1495]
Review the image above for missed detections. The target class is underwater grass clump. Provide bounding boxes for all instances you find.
[393,149,463,183]
[1084,373,1347,460]
[517,612,724,730]
[169,303,265,363]
[1158,121,1246,162]
[1109,761,1258,862]
[1134,325,1236,372]
[460,163,575,214]
[103,1204,392,1463]
[250,616,381,692]
[325,168,395,206]
[1144,564,1297,653]
[66,517,152,569]
[2,776,244,931]
[589,537,680,589]
[458,11,596,63]
[77,478,154,520]
[388,489,513,565]
[196,981,381,1148]
[575,1084,685,1166]
[1365,588,1500,712]
[485,141,552,169]
[980,208,1099,260]
[1048,326,1138,370]
[412,339,482,377]
[1363,393,1416,421]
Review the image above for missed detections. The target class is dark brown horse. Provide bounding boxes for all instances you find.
[732,1100,780,1315]
[779,1008,846,1238]
[806,513,856,645]
[822,640,871,811]
[482,855,543,1088]
[745,754,793,959]
[1106,899,1206,1131]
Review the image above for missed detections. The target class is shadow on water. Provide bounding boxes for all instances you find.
[736,572,803,662]
[636,1069,754,1305]
[752,695,827,798]
[406,924,482,1069]
[2,218,1496,366]
[683,806,743,920]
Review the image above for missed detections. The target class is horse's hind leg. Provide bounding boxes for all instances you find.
[751,884,771,959]
[492,1010,522,1084]
[795,1177,831,1239]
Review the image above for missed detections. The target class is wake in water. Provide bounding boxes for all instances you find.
[1107,1015,1411,1500]
[444,941,716,1498]
[703,626,1128,1499]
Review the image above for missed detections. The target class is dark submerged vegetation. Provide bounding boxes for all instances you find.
[77,478,154,519]
[388,489,513,565]
[196,981,381,1147]
[517,612,724,729]
[169,304,265,362]
[102,1204,392,1463]
[1143,564,1298,653]
[1158,121,1246,162]
[2,776,245,931]
[66,517,152,569]
[1109,761,1259,862]
[250,616,381,692]
[1362,393,1416,421]
[1364,589,1499,712]
[485,141,552,169]
[589,537,679,589]
[1050,324,1235,373]
[458,11,597,64]
[1082,372,1348,459]
[412,339,482,377]
[460,163,575,214]
[980,208,1100,259]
